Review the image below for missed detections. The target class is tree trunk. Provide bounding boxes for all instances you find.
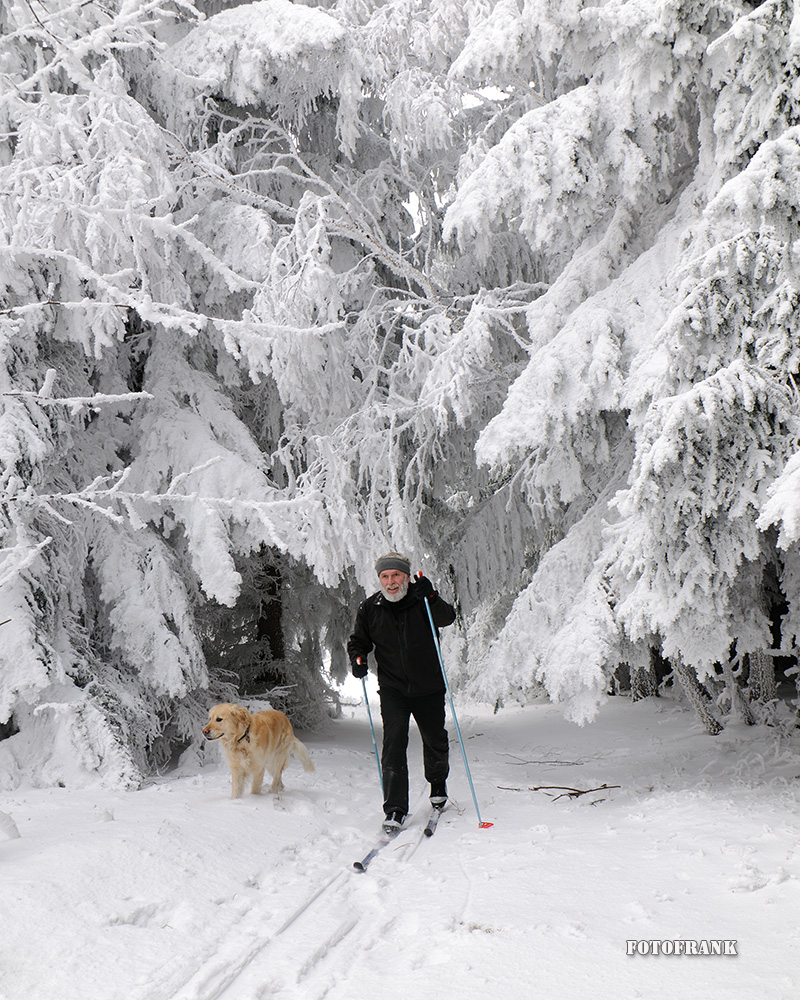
[747,649,777,704]
[674,661,724,735]
[722,660,755,725]
[631,649,659,702]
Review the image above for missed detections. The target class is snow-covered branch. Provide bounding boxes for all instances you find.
[2,381,153,417]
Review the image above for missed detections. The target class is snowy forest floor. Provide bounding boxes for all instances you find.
[2,693,800,1000]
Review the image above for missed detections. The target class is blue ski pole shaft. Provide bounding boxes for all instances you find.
[361,671,383,794]
[422,594,492,828]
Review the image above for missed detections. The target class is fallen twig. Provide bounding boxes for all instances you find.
[498,783,620,800]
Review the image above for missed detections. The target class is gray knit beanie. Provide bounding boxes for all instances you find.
[375,552,411,576]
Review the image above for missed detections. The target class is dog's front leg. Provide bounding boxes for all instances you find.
[251,768,265,795]
[230,766,246,798]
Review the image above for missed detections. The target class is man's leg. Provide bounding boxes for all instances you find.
[411,691,449,799]
[379,686,411,817]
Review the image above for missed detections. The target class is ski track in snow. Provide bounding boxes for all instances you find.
[2,698,800,1000]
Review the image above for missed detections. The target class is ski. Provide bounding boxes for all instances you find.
[353,827,402,872]
[423,804,445,837]
[354,806,446,871]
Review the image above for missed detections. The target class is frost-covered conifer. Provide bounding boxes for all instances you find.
[0,0,344,785]
[452,0,800,730]
[0,0,534,785]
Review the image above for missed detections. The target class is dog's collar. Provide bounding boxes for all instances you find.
[236,725,251,744]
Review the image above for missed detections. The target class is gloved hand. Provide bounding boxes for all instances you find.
[415,574,436,600]
[351,656,368,678]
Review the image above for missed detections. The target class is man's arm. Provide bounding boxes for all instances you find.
[347,602,374,674]
[414,576,456,627]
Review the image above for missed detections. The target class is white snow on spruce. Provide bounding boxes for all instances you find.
[148,0,359,147]
[478,499,619,725]
[759,449,800,546]
[2,693,799,1000]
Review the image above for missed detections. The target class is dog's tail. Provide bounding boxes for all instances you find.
[291,737,315,772]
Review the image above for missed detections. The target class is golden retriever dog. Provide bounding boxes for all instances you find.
[202,703,314,798]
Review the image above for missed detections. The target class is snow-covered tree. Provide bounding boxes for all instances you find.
[449,0,800,730]
[0,0,533,786]
[0,0,348,786]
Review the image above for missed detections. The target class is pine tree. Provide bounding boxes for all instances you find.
[454,0,800,730]
[0,0,534,784]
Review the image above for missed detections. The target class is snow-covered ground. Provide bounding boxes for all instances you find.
[2,691,800,1000]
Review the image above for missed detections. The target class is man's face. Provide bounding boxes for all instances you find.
[379,569,409,603]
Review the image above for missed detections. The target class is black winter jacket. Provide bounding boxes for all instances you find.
[347,582,456,697]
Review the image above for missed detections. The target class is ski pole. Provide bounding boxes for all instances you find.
[359,664,383,794]
[420,584,493,829]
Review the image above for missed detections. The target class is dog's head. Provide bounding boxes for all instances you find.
[203,703,251,742]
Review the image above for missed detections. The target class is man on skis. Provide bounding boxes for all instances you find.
[348,552,457,833]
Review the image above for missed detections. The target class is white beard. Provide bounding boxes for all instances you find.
[381,578,409,603]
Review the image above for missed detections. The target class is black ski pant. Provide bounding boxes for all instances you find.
[379,686,449,817]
